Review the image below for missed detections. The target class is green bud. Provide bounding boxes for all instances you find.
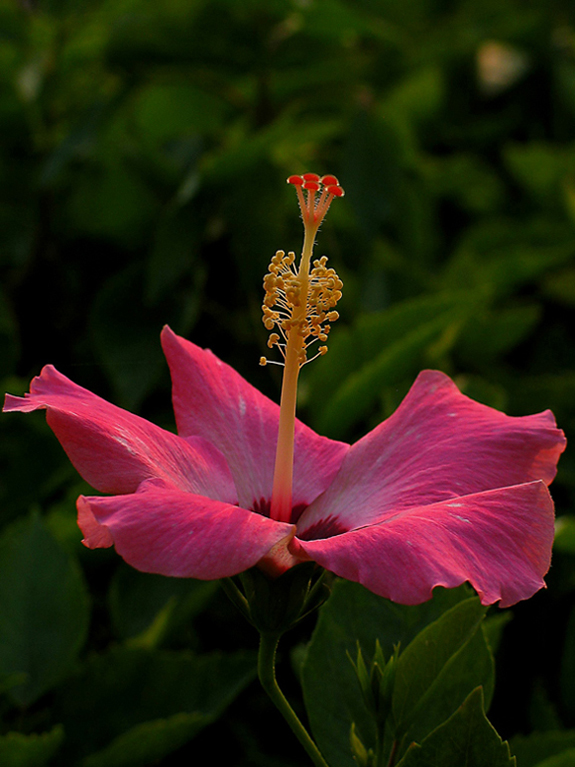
[350,722,374,767]
[348,640,400,730]
[223,562,331,635]
[375,644,399,729]
[347,643,377,715]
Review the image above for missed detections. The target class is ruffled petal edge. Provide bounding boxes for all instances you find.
[78,479,295,580]
[293,481,554,607]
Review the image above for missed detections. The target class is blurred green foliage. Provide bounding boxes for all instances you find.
[2,0,575,764]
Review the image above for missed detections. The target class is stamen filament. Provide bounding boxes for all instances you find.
[270,227,314,523]
[264,174,344,524]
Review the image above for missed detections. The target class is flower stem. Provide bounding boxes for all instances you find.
[257,631,330,767]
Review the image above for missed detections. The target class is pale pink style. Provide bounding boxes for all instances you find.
[4,326,566,607]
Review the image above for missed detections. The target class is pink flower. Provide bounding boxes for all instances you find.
[3,173,567,609]
[3,325,565,607]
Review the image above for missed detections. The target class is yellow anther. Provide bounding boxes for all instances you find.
[267,333,280,348]
[259,357,267,366]
[261,178,344,374]
[261,230,343,367]
[265,173,344,524]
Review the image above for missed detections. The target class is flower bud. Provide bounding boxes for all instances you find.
[348,640,399,728]
[227,562,331,635]
[349,722,374,767]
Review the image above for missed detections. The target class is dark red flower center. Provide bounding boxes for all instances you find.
[251,500,348,540]
[296,515,348,541]
[251,497,308,525]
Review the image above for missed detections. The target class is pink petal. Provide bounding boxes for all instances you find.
[78,479,295,580]
[4,366,236,502]
[294,481,554,607]
[161,326,349,511]
[297,370,565,534]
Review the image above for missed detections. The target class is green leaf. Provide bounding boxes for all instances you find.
[383,67,444,127]
[145,207,203,304]
[301,580,472,767]
[0,726,64,767]
[530,680,563,732]
[533,749,575,767]
[341,110,403,238]
[89,265,167,411]
[503,142,565,200]
[424,154,504,214]
[0,405,71,525]
[0,513,89,706]
[376,67,445,169]
[303,293,470,415]
[456,303,541,366]
[55,646,256,763]
[300,0,399,42]
[132,83,230,143]
[443,220,575,298]
[396,688,515,767]
[561,605,575,718]
[482,611,513,656]
[554,516,575,554]
[109,564,218,645]
[392,597,493,746]
[543,267,575,308]
[0,288,18,378]
[66,158,157,245]
[314,310,462,439]
[556,61,575,120]
[81,713,207,767]
[510,731,575,767]
[453,375,509,412]
[304,291,475,439]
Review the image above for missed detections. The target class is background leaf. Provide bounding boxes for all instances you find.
[510,731,575,767]
[396,688,515,767]
[301,581,473,767]
[54,646,256,764]
[392,597,494,749]
[108,564,218,646]
[0,513,89,706]
[2,0,575,762]
[0,727,63,767]
[81,713,208,767]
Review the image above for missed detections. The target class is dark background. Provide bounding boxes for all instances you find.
[2,0,575,764]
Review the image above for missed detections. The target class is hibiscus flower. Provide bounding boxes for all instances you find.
[3,174,566,608]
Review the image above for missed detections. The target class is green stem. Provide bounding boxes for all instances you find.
[257,632,330,767]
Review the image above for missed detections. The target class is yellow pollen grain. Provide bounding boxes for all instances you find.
[261,247,343,367]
